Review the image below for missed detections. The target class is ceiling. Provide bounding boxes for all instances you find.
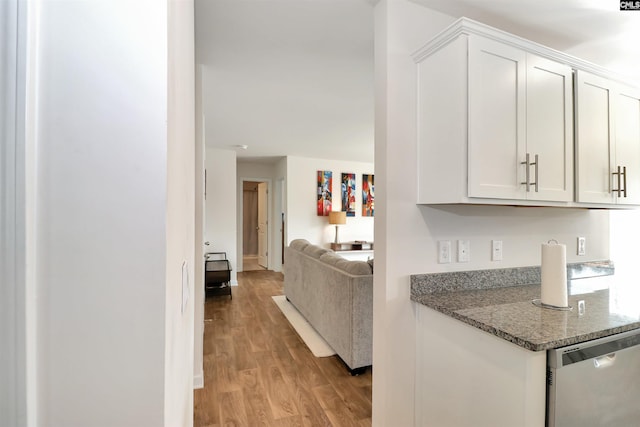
[195,0,640,164]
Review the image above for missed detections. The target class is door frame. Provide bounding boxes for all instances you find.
[239,177,272,272]
[2,1,31,424]
[256,182,268,268]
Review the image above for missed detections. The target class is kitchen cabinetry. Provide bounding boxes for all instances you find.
[525,56,574,201]
[415,17,640,208]
[468,37,573,202]
[415,304,546,427]
[467,36,526,200]
[575,70,640,205]
[416,21,573,205]
[412,262,633,426]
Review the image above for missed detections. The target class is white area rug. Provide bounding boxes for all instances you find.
[271,295,336,358]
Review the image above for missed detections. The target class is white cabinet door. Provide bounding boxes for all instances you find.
[526,55,574,202]
[614,84,640,205]
[415,305,547,427]
[576,71,640,205]
[575,71,615,204]
[468,37,573,202]
[468,36,526,200]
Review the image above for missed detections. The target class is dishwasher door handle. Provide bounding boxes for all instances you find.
[594,353,616,368]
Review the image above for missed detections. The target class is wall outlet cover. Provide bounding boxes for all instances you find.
[492,240,503,261]
[458,240,470,263]
[577,237,586,256]
[438,240,452,264]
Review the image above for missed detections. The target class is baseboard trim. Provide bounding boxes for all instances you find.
[193,372,204,389]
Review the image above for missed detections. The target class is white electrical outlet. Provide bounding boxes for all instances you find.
[458,240,470,263]
[438,240,451,264]
[577,237,586,256]
[492,240,503,261]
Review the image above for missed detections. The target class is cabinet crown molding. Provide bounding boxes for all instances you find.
[412,17,632,85]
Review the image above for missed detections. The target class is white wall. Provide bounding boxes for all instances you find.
[28,0,194,425]
[165,1,195,426]
[285,155,375,247]
[610,209,640,276]
[205,148,238,284]
[373,2,610,426]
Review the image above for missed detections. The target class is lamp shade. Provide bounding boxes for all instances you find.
[328,211,347,225]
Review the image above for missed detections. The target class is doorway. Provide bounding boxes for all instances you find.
[242,180,268,271]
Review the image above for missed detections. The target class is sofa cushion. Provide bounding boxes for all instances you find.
[303,244,330,259]
[319,252,344,267]
[319,251,373,275]
[289,239,310,251]
[336,259,373,275]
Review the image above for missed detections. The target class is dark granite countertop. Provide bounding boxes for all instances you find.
[410,263,640,351]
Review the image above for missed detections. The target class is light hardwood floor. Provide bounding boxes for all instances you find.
[242,255,267,271]
[194,270,372,427]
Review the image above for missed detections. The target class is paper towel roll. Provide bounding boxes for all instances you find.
[541,241,568,307]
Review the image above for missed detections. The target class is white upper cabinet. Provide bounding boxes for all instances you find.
[576,70,640,205]
[415,17,637,208]
[415,19,573,206]
[467,37,573,202]
[615,85,640,205]
[467,36,527,200]
[525,55,574,202]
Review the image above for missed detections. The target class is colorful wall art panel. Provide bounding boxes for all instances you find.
[317,170,332,216]
[341,173,356,217]
[362,174,374,217]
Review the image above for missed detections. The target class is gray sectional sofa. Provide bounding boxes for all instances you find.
[283,239,373,373]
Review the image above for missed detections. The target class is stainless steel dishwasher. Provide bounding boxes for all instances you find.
[547,328,640,426]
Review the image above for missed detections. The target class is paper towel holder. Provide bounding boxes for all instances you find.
[532,299,573,311]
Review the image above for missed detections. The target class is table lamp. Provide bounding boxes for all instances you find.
[328,211,347,244]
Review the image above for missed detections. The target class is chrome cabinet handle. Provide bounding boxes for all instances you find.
[532,154,538,193]
[613,165,625,197]
[520,153,538,192]
[521,153,531,192]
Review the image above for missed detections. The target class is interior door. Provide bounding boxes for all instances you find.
[257,182,268,268]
